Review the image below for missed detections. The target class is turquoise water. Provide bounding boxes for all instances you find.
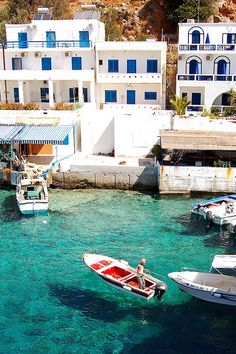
[0,188,236,353]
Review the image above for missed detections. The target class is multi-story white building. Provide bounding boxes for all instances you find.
[0,8,166,110]
[177,20,236,113]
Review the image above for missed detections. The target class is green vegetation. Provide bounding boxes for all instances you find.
[0,0,71,40]
[101,9,122,41]
[169,96,191,116]
[166,0,217,24]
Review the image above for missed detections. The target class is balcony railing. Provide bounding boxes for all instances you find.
[179,44,235,51]
[187,105,204,112]
[177,74,234,81]
[4,40,93,49]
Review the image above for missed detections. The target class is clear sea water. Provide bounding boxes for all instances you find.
[1,188,236,354]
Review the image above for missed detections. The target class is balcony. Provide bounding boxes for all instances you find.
[0,69,95,81]
[96,73,162,84]
[4,40,93,50]
[179,44,236,52]
[177,74,234,82]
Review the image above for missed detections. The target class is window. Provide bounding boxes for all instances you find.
[227,33,236,44]
[192,93,201,105]
[147,60,157,73]
[182,92,187,98]
[105,90,117,103]
[186,56,202,75]
[40,88,49,102]
[69,88,79,102]
[222,93,230,106]
[144,92,157,100]
[46,31,56,48]
[12,58,22,70]
[79,31,90,48]
[192,30,201,44]
[217,59,227,74]
[188,26,204,44]
[127,59,136,73]
[108,60,119,73]
[127,90,135,104]
[214,57,230,76]
[42,57,52,70]
[72,57,82,70]
[99,59,103,65]
[14,88,19,102]
[18,32,28,49]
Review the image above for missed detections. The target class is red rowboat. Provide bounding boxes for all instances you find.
[83,253,167,300]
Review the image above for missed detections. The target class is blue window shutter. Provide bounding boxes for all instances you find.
[147,60,158,73]
[14,88,19,102]
[79,31,90,47]
[127,90,136,104]
[144,92,157,100]
[42,58,52,70]
[40,88,49,102]
[127,60,136,73]
[18,32,28,48]
[105,90,117,103]
[189,60,199,74]
[46,31,56,48]
[192,93,201,105]
[217,60,226,74]
[108,60,119,73]
[72,57,82,70]
[192,30,200,44]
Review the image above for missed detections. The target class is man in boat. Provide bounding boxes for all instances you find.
[136,258,146,290]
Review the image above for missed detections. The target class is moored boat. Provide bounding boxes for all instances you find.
[16,176,48,215]
[168,271,236,306]
[191,194,236,226]
[83,253,167,300]
[211,254,236,277]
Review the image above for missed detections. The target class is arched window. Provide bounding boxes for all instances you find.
[214,56,230,75]
[188,26,204,44]
[186,56,202,75]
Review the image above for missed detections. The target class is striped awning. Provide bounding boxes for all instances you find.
[13,125,73,145]
[0,125,23,144]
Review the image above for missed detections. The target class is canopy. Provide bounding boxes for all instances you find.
[1,125,73,145]
[211,255,236,270]
[0,125,23,144]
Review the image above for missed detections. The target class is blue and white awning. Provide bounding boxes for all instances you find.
[0,125,23,144]
[13,125,73,145]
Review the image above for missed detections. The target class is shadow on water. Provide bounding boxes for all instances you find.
[49,283,236,353]
[1,194,21,221]
[174,213,217,236]
[49,285,137,322]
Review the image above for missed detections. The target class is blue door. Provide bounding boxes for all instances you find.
[192,30,200,44]
[189,59,199,74]
[14,88,19,102]
[217,60,227,74]
[127,60,136,73]
[42,57,52,70]
[46,31,56,48]
[192,93,201,105]
[18,32,28,48]
[127,90,136,104]
[72,57,82,70]
[79,31,89,47]
[40,88,49,102]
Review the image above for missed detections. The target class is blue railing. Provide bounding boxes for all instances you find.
[179,44,235,51]
[178,74,234,81]
[5,40,93,49]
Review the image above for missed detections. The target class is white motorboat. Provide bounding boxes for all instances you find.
[168,271,236,306]
[83,253,167,300]
[211,255,236,277]
[191,195,236,226]
[16,177,48,215]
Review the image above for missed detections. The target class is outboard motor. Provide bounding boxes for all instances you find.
[206,210,213,229]
[155,281,167,301]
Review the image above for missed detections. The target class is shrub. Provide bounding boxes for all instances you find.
[51,102,74,110]
[0,102,24,110]
[23,102,40,110]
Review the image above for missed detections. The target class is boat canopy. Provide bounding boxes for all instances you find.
[212,255,236,270]
[0,124,73,145]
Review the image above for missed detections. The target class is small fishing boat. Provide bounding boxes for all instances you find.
[168,271,236,306]
[83,253,167,300]
[191,194,236,226]
[16,176,48,215]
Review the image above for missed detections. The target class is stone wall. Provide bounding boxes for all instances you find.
[52,165,159,191]
[159,165,236,194]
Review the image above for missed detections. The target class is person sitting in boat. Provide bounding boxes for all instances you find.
[136,258,146,290]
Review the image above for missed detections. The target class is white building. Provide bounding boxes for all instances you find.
[177,20,236,113]
[0,8,166,110]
